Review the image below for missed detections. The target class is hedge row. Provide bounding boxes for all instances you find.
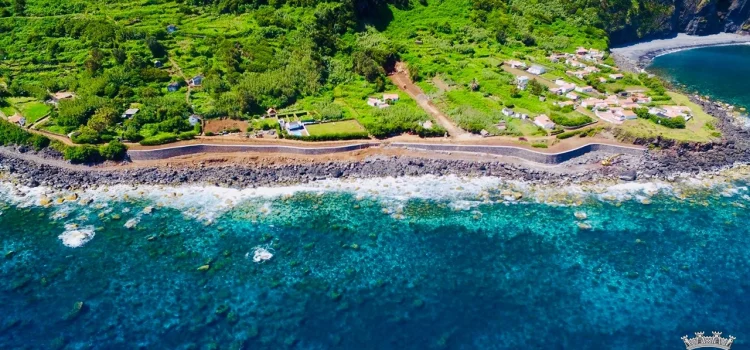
[139,134,178,146]
[287,132,370,142]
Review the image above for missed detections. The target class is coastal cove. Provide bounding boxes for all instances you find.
[648,44,750,111]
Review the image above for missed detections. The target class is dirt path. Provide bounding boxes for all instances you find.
[168,57,191,104]
[389,63,470,139]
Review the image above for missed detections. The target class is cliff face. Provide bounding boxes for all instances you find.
[679,0,750,34]
[608,0,750,44]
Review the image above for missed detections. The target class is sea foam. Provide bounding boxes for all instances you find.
[0,167,748,224]
[58,224,95,248]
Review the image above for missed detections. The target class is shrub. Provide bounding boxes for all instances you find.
[550,113,593,127]
[139,134,178,146]
[556,130,582,139]
[99,141,127,161]
[30,134,50,150]
[178,131,198,140]
[205,131,216,136]
[531,142,548,148]
[71,126,101,144]
[64,145,101,164]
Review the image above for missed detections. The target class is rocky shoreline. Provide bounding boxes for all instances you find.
[0,147,647,190]
[1,93,749,191]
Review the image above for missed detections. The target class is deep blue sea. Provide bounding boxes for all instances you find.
[649,44,750,110]
[1,174,750,349]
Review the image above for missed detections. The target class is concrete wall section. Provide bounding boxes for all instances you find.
[127,142,645,164]
[390,143,645,164]
[128,143,378,161]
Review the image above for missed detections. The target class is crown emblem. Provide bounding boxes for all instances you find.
[682,332,735,350]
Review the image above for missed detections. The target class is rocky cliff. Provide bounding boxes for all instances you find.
[608,0,750,44]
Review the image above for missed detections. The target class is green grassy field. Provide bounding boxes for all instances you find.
[306,120,366,136]
[617,92,718,142]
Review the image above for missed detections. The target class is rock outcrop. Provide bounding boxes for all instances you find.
[608,0,750,44]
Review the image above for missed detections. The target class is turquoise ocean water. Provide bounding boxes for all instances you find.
[648,44,750,110]
[1,174,749,349]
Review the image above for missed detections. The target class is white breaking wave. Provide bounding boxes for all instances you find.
[0,168,748,223]
[58,224,96,248]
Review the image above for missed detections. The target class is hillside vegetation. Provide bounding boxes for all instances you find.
[0,0,721,145]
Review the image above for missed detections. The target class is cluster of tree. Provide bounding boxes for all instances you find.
[63,140,127,163]
[0,119,49,150]
[360,104,444,138]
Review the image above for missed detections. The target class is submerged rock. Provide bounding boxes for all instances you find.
[574,211,588,220]
[197,265,210,271]
[63,301,85,321]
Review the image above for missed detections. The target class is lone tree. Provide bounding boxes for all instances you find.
[528,79,544,96]
[469,78,479,91]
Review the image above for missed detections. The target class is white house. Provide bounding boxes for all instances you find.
[367,98,388,108]
[506,60,527,69]
[502,108,515,117]
[122,108,139,119]
[575,86,594,93]
[383,93,400,102]
[188,114,202,126]
[565,59,586,68]
[565,92,579,101]
[527,65,546,75]
[534,114,555,129]
[517,76,530,89]
[609,73,624,80]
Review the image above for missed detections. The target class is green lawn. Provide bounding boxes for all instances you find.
[306,120,365,136]
[616,92,718,142]
[17,101,51,123]
[41,123,73,136]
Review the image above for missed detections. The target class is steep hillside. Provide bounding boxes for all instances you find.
[605,0,750,44]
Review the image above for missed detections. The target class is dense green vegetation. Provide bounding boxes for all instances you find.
[0,0,713,146]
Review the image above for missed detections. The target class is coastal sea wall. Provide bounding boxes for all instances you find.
[127,142,645,165]
[128,143,378,161]
[391,143,645,164]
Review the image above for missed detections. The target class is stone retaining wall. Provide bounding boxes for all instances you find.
[128,143,378,161]
[391,142,645,164]
[127,142,645,164]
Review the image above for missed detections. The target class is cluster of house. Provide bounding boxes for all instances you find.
[167,75,203,92]
[367,93,400,108]
[501,107,556,130]
[547,78,595,102]
[506,60,547,76]
[549,47,605,65]
[576,91,691,124]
